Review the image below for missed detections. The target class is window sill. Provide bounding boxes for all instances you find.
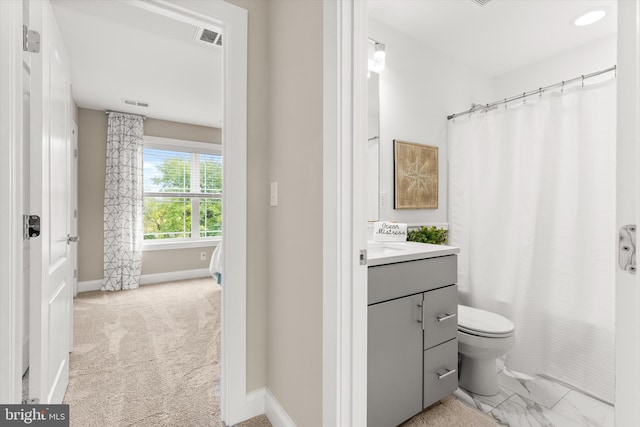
[142,237,221,252]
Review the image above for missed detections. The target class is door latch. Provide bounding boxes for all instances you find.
[359,249,367,266]
[23,215,40,240]
[619,225,636,274]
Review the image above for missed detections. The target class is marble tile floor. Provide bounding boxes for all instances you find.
[454,371,614,427]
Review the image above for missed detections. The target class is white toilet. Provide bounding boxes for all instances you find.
[457,305,515,396]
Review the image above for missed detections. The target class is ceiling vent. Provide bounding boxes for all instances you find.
[123,99,149,108]
[194,27,223,47]
[470,0,493,5]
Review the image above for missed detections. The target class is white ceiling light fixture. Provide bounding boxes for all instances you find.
[368,39,386,74]
[573,8,607,27]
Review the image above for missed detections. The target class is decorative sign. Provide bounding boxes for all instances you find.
[373,221,407,241]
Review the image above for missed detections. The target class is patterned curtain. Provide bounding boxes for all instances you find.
[102,112,144,291]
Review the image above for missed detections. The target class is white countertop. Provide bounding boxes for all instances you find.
[367,241,459,266]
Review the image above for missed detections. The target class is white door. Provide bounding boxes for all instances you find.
[29,0,73,405]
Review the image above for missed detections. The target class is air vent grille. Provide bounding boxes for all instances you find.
[194,27,223,47]
[123,99,149,108]
[471,0,493,5]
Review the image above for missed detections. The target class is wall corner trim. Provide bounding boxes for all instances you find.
[77,268,211,293]
[265,389,296,427]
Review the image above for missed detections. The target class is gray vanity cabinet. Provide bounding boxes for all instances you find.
[368,294,424,427]
[368,255,458,427]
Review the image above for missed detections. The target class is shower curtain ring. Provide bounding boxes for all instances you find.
[582,74,585,87]
[561,81,565,93]
[539,88,543,99]
[504,98,507,109]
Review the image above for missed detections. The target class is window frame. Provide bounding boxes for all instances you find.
[142,135,222,251]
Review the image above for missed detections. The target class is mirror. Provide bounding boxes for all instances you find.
[367,72,380,221]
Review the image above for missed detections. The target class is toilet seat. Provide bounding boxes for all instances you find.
[458,305,515,338]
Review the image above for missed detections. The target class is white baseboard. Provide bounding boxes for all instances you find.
[265,388,296,427]
[244,388,266,421]
[77,279,103,293]
[77,268,211,293]
[139,268,210,285]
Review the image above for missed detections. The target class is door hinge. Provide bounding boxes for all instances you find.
[74,209,77,218]
[23,25,40,53]
[619,225,636,274]
[73,269,77,279]
[22,398,39,404]
[23,215,40,240]
[359,249,367,266]
[74,148,78,158]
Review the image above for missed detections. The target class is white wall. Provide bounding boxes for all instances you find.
[494,35,616,100]
[369,18,495,226]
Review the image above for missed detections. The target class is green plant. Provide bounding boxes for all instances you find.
[407,226,448,245]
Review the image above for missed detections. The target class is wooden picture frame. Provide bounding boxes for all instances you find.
[393,140,438,209]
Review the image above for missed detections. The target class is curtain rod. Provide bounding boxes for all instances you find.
[447,65,616,120]
[105,110,147,120]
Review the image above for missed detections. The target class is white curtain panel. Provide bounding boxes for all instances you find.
[103,113,144,291]
[448,80,616,402]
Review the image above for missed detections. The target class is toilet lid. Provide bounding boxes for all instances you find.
[458,305,515,337]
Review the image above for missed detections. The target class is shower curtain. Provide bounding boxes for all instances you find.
[448,79,616,402]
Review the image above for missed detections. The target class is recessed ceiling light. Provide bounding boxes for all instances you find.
[573,9,607,27]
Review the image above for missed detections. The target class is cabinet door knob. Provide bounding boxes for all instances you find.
[436,368,456,380]
[436,313,457,322]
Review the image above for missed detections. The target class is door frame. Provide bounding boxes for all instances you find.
[127,0,249,424]
[0,0,24,404]
[322,0,369,425]
[615,1,640,425]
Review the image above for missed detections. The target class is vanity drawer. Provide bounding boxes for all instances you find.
[368,255,457,305]
[423,338,458,408]
[423,285,458,350]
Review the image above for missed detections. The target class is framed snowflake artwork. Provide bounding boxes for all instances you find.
[393,140,438,209]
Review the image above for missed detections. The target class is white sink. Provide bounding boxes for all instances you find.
[367,241,409,253]
[367,240,460,266]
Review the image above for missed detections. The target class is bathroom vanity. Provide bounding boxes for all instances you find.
[367,242,459,427]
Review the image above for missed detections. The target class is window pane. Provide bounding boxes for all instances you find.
[144,148,191,193]
[144,197,191,240]
[200,198,222,238]
[200,153,222,194]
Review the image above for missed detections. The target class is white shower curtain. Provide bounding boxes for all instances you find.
[448,79,616,402]
[103,112,144,291]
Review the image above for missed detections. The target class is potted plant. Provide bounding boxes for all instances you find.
[406,226,448,245]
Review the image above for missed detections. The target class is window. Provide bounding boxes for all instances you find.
[143,136,222,247]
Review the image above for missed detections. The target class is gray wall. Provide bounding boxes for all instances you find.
[266,1,323,425]
[76,108,221,281]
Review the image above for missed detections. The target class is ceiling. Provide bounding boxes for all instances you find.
[51,0,222,128]
[368,0,617,77]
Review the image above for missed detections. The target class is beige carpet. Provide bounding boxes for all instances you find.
[402,396,498,427]
[64,278,231,426]
[63,278,494,427]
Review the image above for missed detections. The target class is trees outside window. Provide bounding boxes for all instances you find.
[143,143,222,241]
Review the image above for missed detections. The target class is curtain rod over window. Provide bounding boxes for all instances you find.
[105,110,147,120]
[447,65,616,120]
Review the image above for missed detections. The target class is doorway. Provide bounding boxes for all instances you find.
[2,0,250,424]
